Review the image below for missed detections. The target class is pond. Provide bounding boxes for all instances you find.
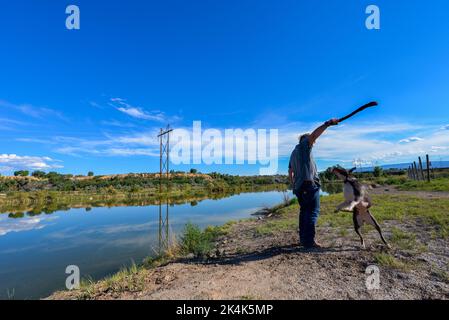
[0,190,299,299]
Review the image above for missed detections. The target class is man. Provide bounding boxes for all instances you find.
[289,118,339,248]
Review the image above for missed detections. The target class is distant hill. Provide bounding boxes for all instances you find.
[357,160,449,172]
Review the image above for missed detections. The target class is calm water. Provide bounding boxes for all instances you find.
[0,190,293,299]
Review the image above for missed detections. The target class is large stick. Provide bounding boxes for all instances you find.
[338,101,378,123]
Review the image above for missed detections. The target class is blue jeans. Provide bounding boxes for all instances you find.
[295,183,320,247]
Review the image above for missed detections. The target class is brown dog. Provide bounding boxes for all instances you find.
[332,166,390,249]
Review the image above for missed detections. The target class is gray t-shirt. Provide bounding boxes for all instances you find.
[289,136,320,193]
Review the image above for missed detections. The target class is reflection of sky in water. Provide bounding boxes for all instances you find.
[0,214,59,236]
[0,191,288,299]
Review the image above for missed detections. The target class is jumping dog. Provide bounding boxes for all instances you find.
[332,166,390,249]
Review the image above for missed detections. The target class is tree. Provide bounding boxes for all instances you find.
[190,168,198,174]
[373,166,384,178]
[32,170,46,178]
[87,171,94,177]
[14,170,29,177]
[319,167,336,182]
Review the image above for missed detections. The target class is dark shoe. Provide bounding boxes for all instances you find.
[303,241,323,250]
[312,241,322,248]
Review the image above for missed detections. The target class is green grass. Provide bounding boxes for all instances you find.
[373,252,409,271]
[254,193,449,239]
[357,174,449,192]
[75,263,146,299]
[318,194,449,238]
[179,223,223,257]
[395,178,449,192]
[390,227,427,252]
[431,266,449,283]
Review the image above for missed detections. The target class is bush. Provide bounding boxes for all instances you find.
[14,170,29,177]
[32,171,46,178]
[180,223,219,257]
[373,166,384,177]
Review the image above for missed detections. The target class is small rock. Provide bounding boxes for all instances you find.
[216,248,225,257]
[397,273,408,280]
[185,253,195,259]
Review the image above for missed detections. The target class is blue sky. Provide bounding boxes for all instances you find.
[1,0,449,175]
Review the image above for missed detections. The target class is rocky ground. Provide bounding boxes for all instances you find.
[50,188,449,300]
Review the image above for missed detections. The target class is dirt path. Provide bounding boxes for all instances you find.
[50,188,449,300]
[369,185,449,199]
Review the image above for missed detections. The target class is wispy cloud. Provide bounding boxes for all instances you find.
[109,98,176,122]
[0,99,65,120]
[0,154,63,172]
[100,120,136,128]
[0,215,58,237]
[0,117,29,130]
[399,137,424,143]
[50,131,161,157]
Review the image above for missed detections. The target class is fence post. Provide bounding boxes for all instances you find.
[413,161,419,180]
[418,156,425,180]
[426,154,431,182]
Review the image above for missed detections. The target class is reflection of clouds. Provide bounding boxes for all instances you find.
[38,222,159,252]
[0,215,58,236]
[47,221,157,240]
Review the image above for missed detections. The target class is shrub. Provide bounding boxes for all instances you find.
[14,170,29,177]
[373,166,384,177]
[32,171,46,178]
[180,223,220,257]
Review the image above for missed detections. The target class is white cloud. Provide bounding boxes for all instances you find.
[110,98,168,122]
[0,99,65,120]
[441,124,449,130]
[0,215,58,237]
[52,131,161,157]
[105,148,159,157]
[399,137,424,143]
[0,154,63,172]
[275,121,449,168]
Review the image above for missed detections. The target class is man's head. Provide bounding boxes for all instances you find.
[299,133,310,144]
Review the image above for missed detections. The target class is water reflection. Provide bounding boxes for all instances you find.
[0,190,289,299]
[158,199,170,254]
[321,182,343,194]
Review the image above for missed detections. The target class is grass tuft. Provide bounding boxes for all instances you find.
[373,252,408,271]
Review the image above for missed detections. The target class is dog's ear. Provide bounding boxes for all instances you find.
[349,167,357,173]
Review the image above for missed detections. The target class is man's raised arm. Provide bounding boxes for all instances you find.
[308,118,339,146]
